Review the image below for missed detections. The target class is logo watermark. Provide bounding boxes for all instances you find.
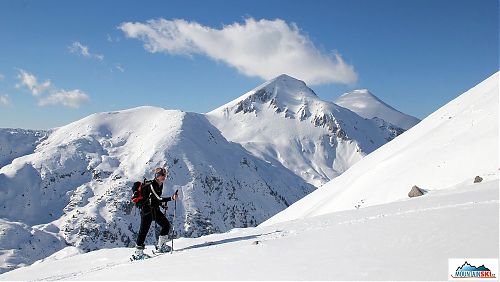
[449,259,498,280]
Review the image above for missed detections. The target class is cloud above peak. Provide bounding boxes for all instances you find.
[119,18,357,85]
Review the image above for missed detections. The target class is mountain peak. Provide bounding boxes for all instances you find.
[275,73,294,80]
[272,73,302,83]
[208,74,318,116]
[335,89,420,130]
[338,89,385,105]
[207,77,404,187]
[348,88,371,94]
[259,74,309,93]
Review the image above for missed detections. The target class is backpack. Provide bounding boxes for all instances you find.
[131,179,152,208]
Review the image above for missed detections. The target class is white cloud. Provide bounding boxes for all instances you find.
[16,69,51,96]
[15,69,90,108]
[38,89,90,108]
[69,41,104,61]
[115,64,125,72]
[0,94,11,106]
[119,18,357,85]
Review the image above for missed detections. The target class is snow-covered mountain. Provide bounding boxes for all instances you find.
[207,74,405,186]
[335,89,421,130]
[0,128,49,168]
[0,73,463,275]
[1,72,497,280]
[0,74,408,274]
[264,72,499,225]
[0,107,314,273]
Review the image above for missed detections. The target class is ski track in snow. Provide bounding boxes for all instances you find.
[33,262,124,281]
[29,231,285,281]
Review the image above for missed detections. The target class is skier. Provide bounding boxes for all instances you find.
[133,167,178,259]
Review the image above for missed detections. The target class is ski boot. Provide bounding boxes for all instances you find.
[131,245,151,261]
[155,235,172,253]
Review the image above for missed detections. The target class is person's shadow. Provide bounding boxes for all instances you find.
[176,230,282,252]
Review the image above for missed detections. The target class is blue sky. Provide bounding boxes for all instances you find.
[0,0,498,129]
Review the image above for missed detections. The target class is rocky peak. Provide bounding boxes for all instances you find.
[231,74,318,117]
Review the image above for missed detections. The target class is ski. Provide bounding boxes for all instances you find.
[130,250,175,261]
[151,249,179,256]
[130,253,152,261]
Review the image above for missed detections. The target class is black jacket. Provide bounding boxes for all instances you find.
[143,179,172,208]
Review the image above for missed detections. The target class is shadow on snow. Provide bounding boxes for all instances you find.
[176,230,282,252]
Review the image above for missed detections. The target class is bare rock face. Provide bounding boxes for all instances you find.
[408,185,425,198]
[474,176,483,183]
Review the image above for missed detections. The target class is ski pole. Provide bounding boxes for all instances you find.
[171,189,178,254]
[153,208,158,245]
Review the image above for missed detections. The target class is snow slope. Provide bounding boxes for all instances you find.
[1,178,497,281]
[0,107,313,273]
[335,89,421,130]
[207,74,404,186]
[0,128,48,168]
[0,219,68,274]
[264,72,499,225]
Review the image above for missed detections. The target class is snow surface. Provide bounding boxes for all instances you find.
[264,72,499,225]
[1,179,497,281]
[335,89,421,130]
[207,74,405,187]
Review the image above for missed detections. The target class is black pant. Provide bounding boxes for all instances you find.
[136,206,170,247]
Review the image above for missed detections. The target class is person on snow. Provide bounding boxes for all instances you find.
[134,167,178,258]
